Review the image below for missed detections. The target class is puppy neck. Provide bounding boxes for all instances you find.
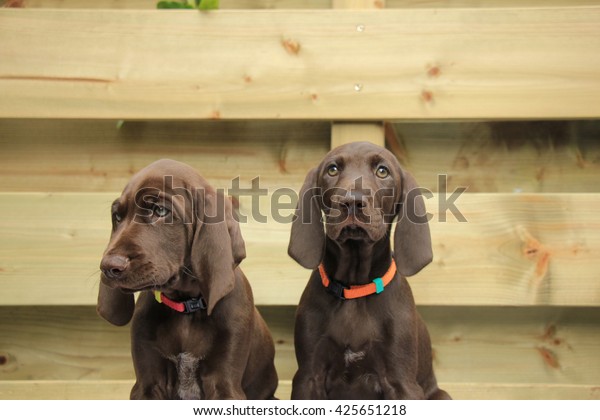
[323,236,392,286]
[157,268,204,302]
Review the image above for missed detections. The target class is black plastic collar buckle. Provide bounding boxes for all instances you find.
[184,297,207,313]
[327,280,347,300]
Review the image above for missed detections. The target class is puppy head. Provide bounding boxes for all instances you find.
[288,142,432,276]
[97,159,245,325]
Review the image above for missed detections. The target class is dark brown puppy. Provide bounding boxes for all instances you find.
[289,142,450,400]
[97,159,278,400]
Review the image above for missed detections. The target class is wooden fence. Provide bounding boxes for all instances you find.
[0,0,599,399]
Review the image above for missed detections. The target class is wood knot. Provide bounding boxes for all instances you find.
[539,324,570,349]
[536,346,560,369]
[516,225,551,288]
[525,246,538,257]
[541,324,557,341]
[282,38,301,55]
[427,64,441,78]
[421,89,434,103]
[0,355,7,365]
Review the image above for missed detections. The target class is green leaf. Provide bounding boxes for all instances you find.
[199,0,219,10]
[156,1,194,9]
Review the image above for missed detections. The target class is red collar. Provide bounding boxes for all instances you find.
[154,291,206,313]
[319,259,397,300]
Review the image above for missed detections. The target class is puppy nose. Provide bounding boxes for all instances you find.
[338,193,367,215]
[100,254,130,280]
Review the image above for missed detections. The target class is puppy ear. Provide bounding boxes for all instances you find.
[288,167,325,269]
[394,168,433,277]
[223,193,246,267]
[190,190,238,315]
[97,279,135,326]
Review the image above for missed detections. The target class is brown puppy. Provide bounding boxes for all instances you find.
[97,159,278,400]
[289,142,449,400]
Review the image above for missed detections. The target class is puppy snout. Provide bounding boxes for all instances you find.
[100,254,130,280]
[337,193,368,215]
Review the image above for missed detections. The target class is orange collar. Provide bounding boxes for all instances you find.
[318,259,397,300]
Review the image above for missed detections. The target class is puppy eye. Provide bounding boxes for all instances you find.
[375,165,390,179]
[327,164,340,177]
[153,205,170,218]
[112,212,122,223]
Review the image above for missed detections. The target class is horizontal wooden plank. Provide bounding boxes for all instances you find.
[0,379,290,400]
[1,192,599,306]
[17,0,600,9]
[0,306,294,383]
[18,0,331,9]
[2,380,599,399]
[0,120,329,192]
[1,306,599,387]
[446,383,600,400]
[388,0,600,6]
[1,120,600,194]
[1,8,600,119]
[396,120,600,193]
[0,380,134,400]
[422,305,600,386]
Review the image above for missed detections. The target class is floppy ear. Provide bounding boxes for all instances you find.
[190,189,238,315]
[223,193,246,267]
[288,167,325,269]
[97,279,135,326]
[394,168,433,277]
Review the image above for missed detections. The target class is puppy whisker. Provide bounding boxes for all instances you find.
[181,266,200,281]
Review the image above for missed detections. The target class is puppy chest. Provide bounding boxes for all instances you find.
[167,352,203,400]
[156,318,216,357]
[321,304,387,397]
[326,303,383,348]
[324,348,384,399]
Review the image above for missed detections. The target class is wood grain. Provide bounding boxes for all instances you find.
[2,120,599,194]
[0,306,294,384]
[18,0,331,9]
[1,8,600,119]
[0,120,329,192]
[0,380,136,400]
[333,0,385,9]
[1,306,599,387]
[387,0,600,6]
[16,0,600,9]
[331,122,385,148]
[397,120,600,193]
[1,380,599,399]
[0,192,598,306]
